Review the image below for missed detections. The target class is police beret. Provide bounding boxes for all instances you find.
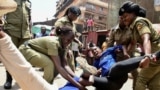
[69,6,81,16]
[119,1,140,16]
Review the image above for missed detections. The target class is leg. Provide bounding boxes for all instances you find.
[19,45,55,83]
[148,71,160,90]
[135,63,160,90]
[0,32,58,90]
[4,71,12,89]
[92,74,128,90]
[108,56,144,78]
[130,69,138,90]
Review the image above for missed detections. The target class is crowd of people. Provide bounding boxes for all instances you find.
[0,0,160,90]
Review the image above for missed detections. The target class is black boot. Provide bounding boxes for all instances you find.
[4,71,12,89]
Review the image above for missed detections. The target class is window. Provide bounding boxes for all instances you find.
[85,3,95,10]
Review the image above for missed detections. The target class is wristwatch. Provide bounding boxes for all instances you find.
[144,54,153,60]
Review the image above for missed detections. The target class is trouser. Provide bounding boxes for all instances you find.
[0,34,58,90]
[135,62,160,90]
[93,56,147,90]
[4,34,30,83]
[72,51,79,67]
[19,44,55,84]
[131,69,138,90]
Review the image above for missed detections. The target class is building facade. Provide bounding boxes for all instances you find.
[54,0,108,32]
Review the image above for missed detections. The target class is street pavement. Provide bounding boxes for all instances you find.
[0,63,133,90]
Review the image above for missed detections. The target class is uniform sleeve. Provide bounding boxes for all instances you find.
[47,41,59,56]
[135,21,151,36]
[107,30,115,47]
[54,20,64,27]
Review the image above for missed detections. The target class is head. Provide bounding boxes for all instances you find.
[56,26,75,48]
[51,26,55,31]
[64,6,81,21]
[119,1,146,26]
[90,46,102,58]
[41,26,47,34]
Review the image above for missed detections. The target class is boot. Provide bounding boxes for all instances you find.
[4,71,12,89]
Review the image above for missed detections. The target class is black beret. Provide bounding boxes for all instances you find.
[119,1,140,16]
[69,6,81,16]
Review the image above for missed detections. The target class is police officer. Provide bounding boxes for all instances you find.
[107,14,138,89]
[3,0,32,89]
[54,6,82,71]
[19,26,86,90]
[119,1,160,90]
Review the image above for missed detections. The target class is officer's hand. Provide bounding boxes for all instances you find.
[139,57,150,68]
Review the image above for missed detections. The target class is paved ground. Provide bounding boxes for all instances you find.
[0,63,133,90]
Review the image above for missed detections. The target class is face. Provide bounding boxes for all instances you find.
[91,47,102,58]
[41,28,46,33]
[68,12,78,21]
[61,31,75,48]
[121,12,136,26]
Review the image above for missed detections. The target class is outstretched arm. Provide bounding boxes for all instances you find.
[50,55,86,90]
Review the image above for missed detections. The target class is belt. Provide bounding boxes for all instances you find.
[24,41,31,47]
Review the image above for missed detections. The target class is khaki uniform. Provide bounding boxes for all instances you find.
[54,16,76,71]
[54,16,77,34]
[4,0,31,47]
[3,0,31,86]
[19,36,69,83]
[108,24,138,89]
[108,24,134,61]
[0,34,58,90]
[131,17,160,90]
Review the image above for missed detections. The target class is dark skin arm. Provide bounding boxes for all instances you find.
[141,33,151,54]
[139,33,151,68]
[50,55,86,90]
[107,30,115,48]
[74,37,83,48]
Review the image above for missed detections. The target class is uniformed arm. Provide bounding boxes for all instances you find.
[136,21,152,55]
[122,45,130,58]
[136,22,152,68]
[50,55,86,90]
[107,30,115,47]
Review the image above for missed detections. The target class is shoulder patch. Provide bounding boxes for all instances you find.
[137,23,143,31]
